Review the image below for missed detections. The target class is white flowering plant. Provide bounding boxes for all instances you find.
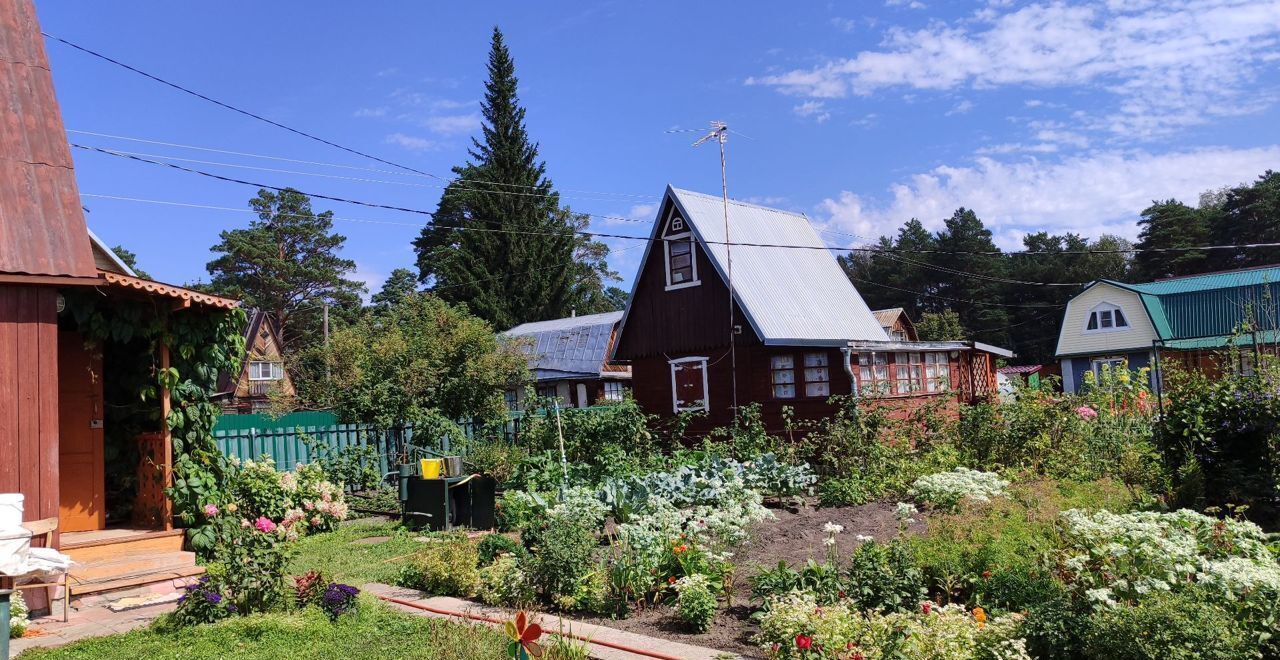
[909,468,1009,511]
[1055,507,1280,651]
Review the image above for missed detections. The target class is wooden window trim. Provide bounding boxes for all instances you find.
[663,230,700,291]
[771,354,796,399]
[802,352,830,398]
[669,356,710,413]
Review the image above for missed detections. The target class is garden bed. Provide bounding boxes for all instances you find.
[577,499,916,658]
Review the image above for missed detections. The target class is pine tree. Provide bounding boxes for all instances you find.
[414,28,609,329]
[207,188,365,351]
[1133,200,1210,280]
[1210,171,1280,270]
[932,208,1010,346]
[371,268,419,312]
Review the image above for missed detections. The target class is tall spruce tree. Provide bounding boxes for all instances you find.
[1210,170,1280,270]
[414,28,610,329]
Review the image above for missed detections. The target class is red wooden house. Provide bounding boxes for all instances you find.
[0,0,238,612]
[611,186,1009,435]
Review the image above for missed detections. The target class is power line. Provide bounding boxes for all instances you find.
[872,250,1087,287]
[846,275,1066,309]
[75,144,1280,259]
[67,129,660,201]
[43,32,436,178]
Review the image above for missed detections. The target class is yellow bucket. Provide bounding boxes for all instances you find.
[420,458,444,479]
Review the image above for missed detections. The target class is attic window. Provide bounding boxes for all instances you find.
[664,217,700,290]
[1084,302,1130,334]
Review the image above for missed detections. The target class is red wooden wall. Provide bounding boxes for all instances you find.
[0,285,60,530]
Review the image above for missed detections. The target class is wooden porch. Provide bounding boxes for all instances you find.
[60,528,203,600]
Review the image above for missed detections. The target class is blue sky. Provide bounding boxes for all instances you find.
[39,0,1280,299]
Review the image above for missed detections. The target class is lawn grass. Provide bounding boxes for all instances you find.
[19,597,509,660]
[287,519,423,585]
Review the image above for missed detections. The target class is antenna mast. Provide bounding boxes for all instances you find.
[693,121,738,416]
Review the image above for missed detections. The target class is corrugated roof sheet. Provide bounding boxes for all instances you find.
[0,0,96,278]
[1095,266,1280,341]
[668,187,888,345]
[1121,265,1280,295]
[504,311,624,380]
[1160,329,1280,350]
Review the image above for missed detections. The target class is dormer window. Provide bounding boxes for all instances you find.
[1084,302,1129,334]
[663,212,700,291]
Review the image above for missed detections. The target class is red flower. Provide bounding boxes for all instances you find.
[921,602,932,615]
[982,570,992,579]
[795,634,813,650]
[668,576,677,585]
[838,590,847,599]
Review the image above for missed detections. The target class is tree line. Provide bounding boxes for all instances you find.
[840,170,1280,364]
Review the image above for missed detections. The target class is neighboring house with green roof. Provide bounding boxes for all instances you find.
[1055,265,1280,393]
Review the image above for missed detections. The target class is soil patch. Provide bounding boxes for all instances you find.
[577,498,917,658]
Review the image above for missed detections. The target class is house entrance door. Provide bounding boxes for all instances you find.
[58,331,105,532]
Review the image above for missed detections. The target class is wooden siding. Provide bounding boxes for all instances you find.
[0,285,60,537]
[1055,283,1157,356]
[614,198,758,360]
[632,344,972,437]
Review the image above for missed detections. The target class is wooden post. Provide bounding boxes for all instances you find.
[159,340,173,531]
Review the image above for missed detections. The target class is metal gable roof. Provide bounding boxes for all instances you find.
[665,187,888,346]
[504,311,624,380]
[0,0,97,279]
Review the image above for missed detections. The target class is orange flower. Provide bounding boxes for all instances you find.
[672,544,688,554]
[973,607,987,629]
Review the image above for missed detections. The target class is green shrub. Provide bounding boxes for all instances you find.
[844,539,926,613]
[495,489,547,532]
[476,533,522,566]
[908,479,1134,607]
[817,476,874,506]
[674,574,717,633]
[397,534,480,597]
[1082,590,1257,660]
[477,553,536,608]
[463,441,528,486]
[526,516,597,605]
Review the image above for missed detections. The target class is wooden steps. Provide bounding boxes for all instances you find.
[61,528,204,597]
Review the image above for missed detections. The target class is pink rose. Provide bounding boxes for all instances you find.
[254,516,277,533]
[203,504,219,518]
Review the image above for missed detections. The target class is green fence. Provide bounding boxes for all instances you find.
[213,405,610,478]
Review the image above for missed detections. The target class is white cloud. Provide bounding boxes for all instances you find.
[817,145,1280,248]
[830,17,858,32]
[793,100,832,123]
[885,0,927,8]
[353,107,388,119]
[384,132,438,152]
[749,0,1280,139]
[423,113,482,135]
[946,99,975,115]
[1024,99,1044,108]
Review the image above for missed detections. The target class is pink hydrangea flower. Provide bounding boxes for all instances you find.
[254,516,277,533]
[202,504,219,518]
[1075,405,1098,420]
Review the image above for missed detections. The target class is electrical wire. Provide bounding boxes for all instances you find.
[75,144,1280,260]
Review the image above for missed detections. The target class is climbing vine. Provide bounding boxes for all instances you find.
[64,291,245,550]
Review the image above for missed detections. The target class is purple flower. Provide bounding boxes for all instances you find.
[205,592,222,604]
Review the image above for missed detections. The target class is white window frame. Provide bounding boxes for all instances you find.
[663,212,700,291]
[669,356,710,413]
[1084,301,1131,335]
[771,354,796,399]
[248,360,284,381]
[1091,357,1127,380]
[603,380,626,401]
[803,352,830,398]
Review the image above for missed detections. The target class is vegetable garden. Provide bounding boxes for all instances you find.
[19,357,1280,660]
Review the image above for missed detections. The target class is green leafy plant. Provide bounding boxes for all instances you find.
[1083,589,1257,660]
[674,574,717,633]
[477,553,536,608]
[397,533,481,597]
[844,539,926,613]
[476,533,522,566]
[526,516,597,606]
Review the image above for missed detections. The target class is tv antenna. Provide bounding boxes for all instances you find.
[692,121,739,416]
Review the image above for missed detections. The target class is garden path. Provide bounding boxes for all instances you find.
[363,583,740,660]
[9,593,179,656]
